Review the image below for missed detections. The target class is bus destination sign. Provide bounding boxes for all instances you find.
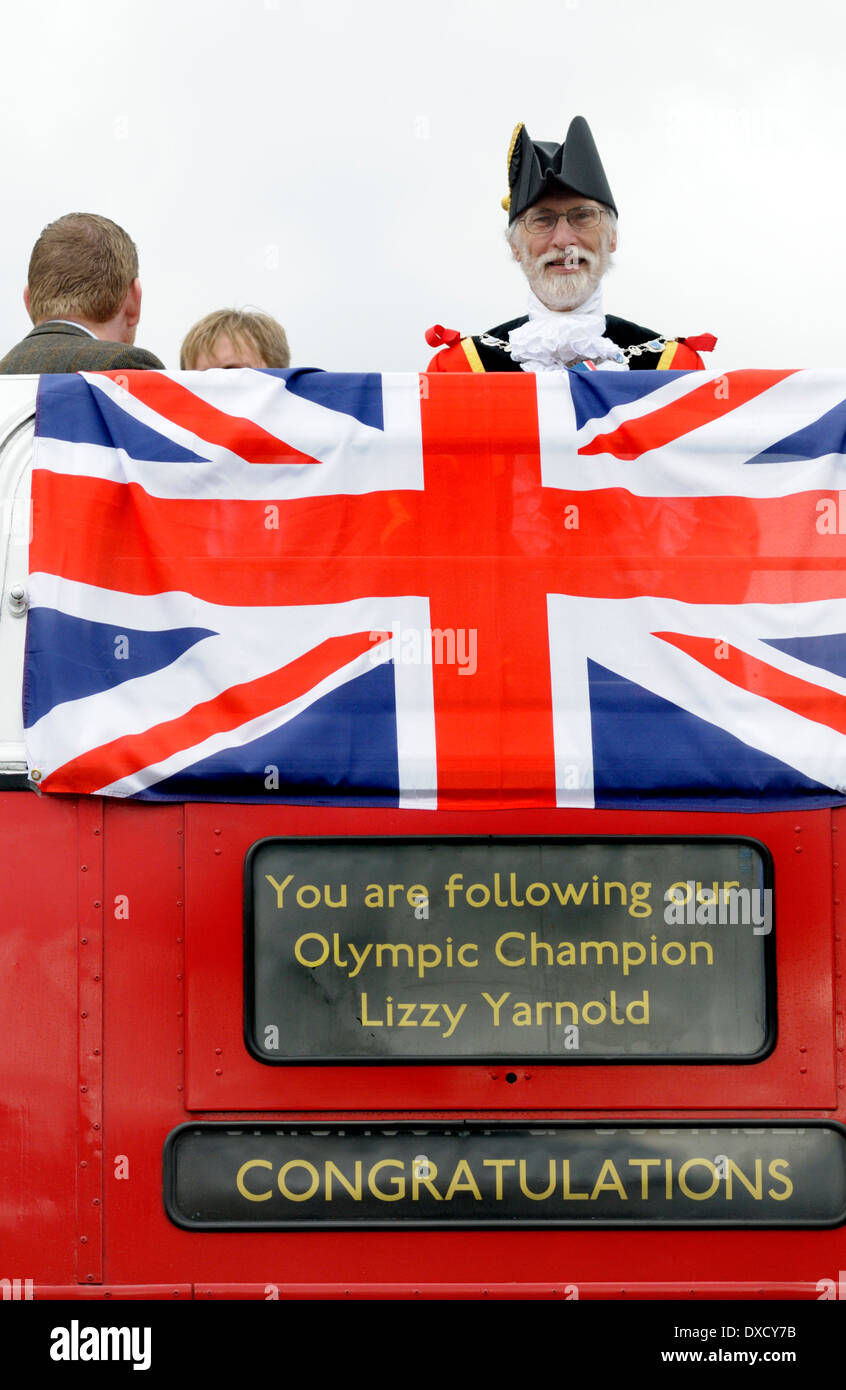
[164,1123,845,1230]
[245,837,773,1064]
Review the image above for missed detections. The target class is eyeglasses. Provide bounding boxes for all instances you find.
[520,206,607,235]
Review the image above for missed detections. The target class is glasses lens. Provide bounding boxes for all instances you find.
[524,211,556,233]
[568,208,601,229]
[524,208,602,233]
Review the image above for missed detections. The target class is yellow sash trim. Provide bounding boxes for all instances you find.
[657,341,679,370]
[461,337,486,373]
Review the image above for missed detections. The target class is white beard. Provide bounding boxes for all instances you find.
[521,240,612,311]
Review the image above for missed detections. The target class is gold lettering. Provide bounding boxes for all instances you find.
[590,1159,627,1200]
[561,1160,589,1200]
[347,941,374,978]
[482,1158,516,1200]
[325,1161,363,1201]
[236,1159,273,1202]
[466,882,491,908]
[725,1158,763,1201]
[360,992,382,1027]
[603,880,627,907]
[441,1003,466,1038]
[552,881,588,906]
[294,932,329,968]
[622,941,645,975]
[554,1001,578,1024]
[412,1158,442,1202]
[581,941,619,967]
[529,932,553,966]
[677,1159,720,1200]
[445,1160,482,1201]
[767,1160,793,1201]
[627,990,650,1023]
[265,873,293,908]
[277,1160,320,1202]
[628,1157,661,1199]
[482,990,510,1025]
[519,1159,555,1200]
[418,944,442,978]
[368,1159,405,1202]
[375,942,414,970]
[495,932,525,966]
[629,882,652,918]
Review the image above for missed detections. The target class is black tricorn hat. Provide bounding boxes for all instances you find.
[503,116,617,223]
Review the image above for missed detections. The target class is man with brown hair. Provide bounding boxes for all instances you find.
[0,212,164,374]
[180,308,290,370]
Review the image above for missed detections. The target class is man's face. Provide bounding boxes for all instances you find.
[192,332,267,369]
[510,191,616,311]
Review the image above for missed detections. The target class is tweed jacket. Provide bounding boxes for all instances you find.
[0,322,164,374]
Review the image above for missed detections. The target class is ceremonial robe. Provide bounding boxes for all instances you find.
[427,313,708,372]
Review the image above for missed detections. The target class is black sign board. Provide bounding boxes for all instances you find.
[164,1122,845,1230]
[245,837,773,1063]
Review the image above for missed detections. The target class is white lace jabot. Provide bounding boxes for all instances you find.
[508,288,628,372]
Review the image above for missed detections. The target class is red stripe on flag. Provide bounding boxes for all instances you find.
[30,470,846,610]
[420,373,558,806]
[41,631,388,793]
[579,369,797,459]
[654,631,846,735]
[97,371,320,465]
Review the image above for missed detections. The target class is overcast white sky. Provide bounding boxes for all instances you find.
[1,0,843,373]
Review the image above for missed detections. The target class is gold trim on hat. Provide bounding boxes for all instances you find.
[502,121,524,212]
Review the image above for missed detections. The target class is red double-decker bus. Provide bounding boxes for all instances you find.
[1,370,844,1307]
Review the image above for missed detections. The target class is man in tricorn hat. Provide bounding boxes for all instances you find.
[426,117,714,373]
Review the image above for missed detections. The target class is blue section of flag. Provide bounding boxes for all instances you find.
[746,396,846,464]
[36,375,207,462]
[140,661,400,803]
[764,632,846,682]
[568,371,662,432]
[280,369,384,431]
[24,609,215,726]
[588,660,834,807]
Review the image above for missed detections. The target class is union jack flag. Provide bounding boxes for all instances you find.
[23,365,846,808]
